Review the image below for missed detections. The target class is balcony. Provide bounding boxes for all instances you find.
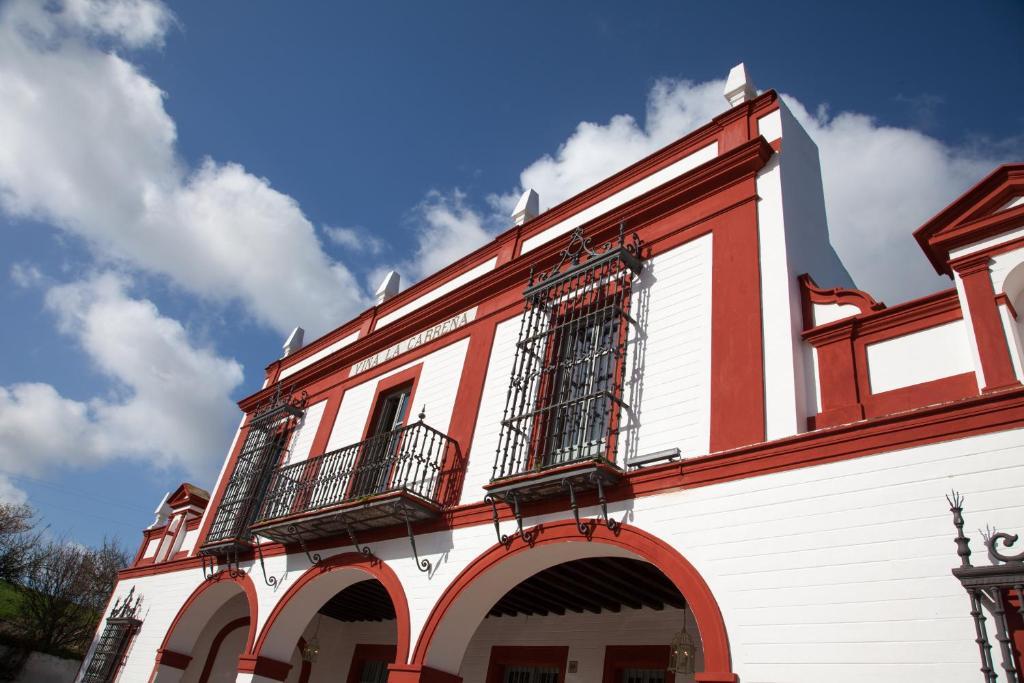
[250,419,455,545]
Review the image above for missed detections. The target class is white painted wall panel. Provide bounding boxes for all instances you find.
[459,315,522,506]
[143,538,159,558]
[757,109,782,142]
[988,244,1024,295]
[520,143,718,254]
[374,258,497,329]
[179,527,199,555]
[866,320,973,394]
[622,234,712,462]
[812,302,861,325]
[325,339,470,452]
[279,331,360,380]
[283,399,326,465]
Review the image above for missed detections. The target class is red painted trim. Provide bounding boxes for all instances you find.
[602,645,669,683]
[437,319,497,506]
[347,643,397,683]
[237,653,292,681]
[410,521,735,680]
[799,274,884,328]
[252,552,411,669]
[121,385,1024,583]
[167,483,210,510]
[485,646,568,683]
[997,293,1019,320]
[953,256,1019,391]
[915,164,1024,274]
[198,617,249,683]
[154,648,192,670]
[709,191,765,451]
[863,371,978,417]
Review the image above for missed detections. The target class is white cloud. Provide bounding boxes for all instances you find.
[9,262,44,288]
[401,189,495,282]
[0,272,244,500]
[0,0,368,337]
[496,78,1018,302]
[323,225,385,255]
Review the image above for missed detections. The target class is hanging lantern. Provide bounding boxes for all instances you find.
[302,615,322,662]
[668,604,696,675]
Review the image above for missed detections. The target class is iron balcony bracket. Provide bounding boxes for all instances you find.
[344,521,373,558]
[399,500,431,574]
[287,524,322,566]
[562,479,589,536]
[253,542,280,588]
[226,547,245,580]
[592,472,620,533]
[485,494,512,548]
[510,492,535,545]
[200,551,217,581]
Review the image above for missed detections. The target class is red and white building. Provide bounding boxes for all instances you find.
[80,65,1024,683]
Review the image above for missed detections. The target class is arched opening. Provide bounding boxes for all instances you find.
[413,522,734,683]
[999,260,1024,373]
[253,553,411,683]
[153,574,258,682]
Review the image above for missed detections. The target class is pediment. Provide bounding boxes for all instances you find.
[914,164,1024,275]
[167,482,210,510]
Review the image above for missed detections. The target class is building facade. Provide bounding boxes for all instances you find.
[80,67,1024,683]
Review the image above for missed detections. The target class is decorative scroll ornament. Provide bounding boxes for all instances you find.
[528,221,642,289]
[984,528,1024,565]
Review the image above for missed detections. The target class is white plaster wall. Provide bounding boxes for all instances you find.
[458,315,523,505]
[302,619,396,683]
[758,101,856,444]
[621,234,712,462]
[179,527,199,555]
[865,320,974,394]
[811,302,860,326]
[948,225,1024,261]
[279,331,360,380]
[520,143,719,254]
[283,400,326,466]
[325,338,469,452]
[143,537,159,559]
[108,427,1024,683]
[459,608,700,683]
[999,302,1024,382]
[757,110,782,143]
[375,258,497,330]
[987,244,1024,295]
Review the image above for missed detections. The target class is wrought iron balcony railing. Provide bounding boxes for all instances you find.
[255,418,454,529]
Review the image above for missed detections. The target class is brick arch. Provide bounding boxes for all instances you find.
[411,520,736,682]
[252,552,410,666]
[152,572,258,680]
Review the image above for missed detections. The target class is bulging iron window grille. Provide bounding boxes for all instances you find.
[81,588,142,683]
[203,387,306,551]
[493,224,642,482]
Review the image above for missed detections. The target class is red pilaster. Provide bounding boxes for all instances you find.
[954,256,1019,392]
[709,196,765,451]
[803,320,865,429]
[438,319,498,505]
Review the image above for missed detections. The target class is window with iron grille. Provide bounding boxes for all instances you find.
[493,225,642,481]
[203,390,305,550]
[81,589,142,683]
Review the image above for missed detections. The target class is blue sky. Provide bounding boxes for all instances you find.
[0,0,1021,549]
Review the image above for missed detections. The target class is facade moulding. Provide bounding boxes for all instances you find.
[240,136,777,413]
[120,385,1024,582]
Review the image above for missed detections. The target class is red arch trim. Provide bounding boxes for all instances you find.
[158,572,260,655]
[252,552,411,666]
[410,520,736,682]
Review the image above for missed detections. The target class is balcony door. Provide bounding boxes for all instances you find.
[350,384,411,497]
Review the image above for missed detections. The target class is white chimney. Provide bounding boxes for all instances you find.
[511,189,540,226]
[148,491,171,529]
[723,63,757,107]
[375,270,400,305]
[283,326,304,357]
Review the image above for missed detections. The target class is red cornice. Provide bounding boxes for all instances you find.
[799,274,884,329]
[914,164,1024,275]
[239,135,775,412]
[119,384,1024,581]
